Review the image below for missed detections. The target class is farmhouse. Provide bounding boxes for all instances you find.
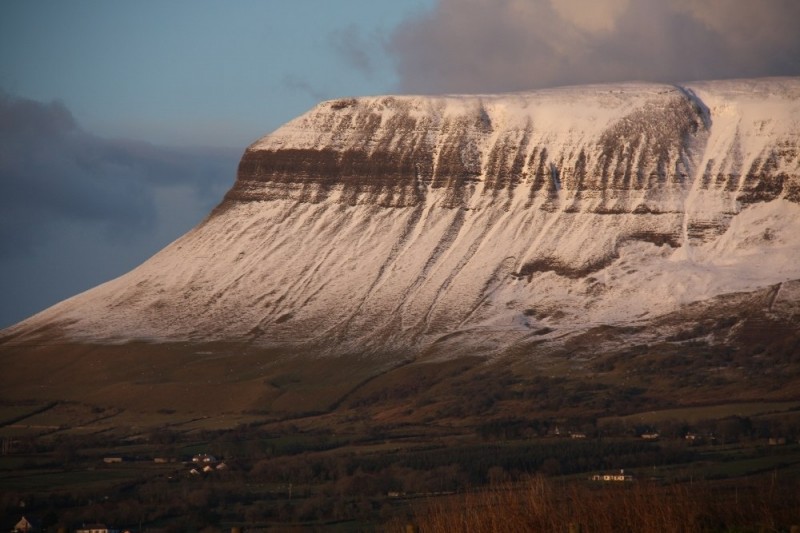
[13,517,39,533]
[590,469,634,482]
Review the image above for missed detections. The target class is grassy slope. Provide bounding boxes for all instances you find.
[0,280,798,436]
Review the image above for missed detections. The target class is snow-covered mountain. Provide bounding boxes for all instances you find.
[4,78,800,358]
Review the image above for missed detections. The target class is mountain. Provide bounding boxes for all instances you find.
[2,78,799,414]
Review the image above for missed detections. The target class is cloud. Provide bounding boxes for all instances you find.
[549,0,630,34]
[282,75,330,102]
[0,91,238,257]
[0,91,240,328]
[388,0,800,94]
[329,25,381,76]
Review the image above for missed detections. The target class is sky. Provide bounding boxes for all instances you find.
[1,0,799,329]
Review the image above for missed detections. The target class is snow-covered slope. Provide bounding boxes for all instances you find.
[5,78,800,356]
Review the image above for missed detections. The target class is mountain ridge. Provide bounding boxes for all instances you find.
[3,78,800,360]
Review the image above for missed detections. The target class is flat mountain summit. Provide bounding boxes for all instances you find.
[2,78,799,414]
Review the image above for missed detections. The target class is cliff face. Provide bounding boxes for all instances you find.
[5,79,800,356]
[231,88,701,209]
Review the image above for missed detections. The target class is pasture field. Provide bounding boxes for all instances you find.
[2,324,799,530]
[2,394,800,531]
[600,401,800,426]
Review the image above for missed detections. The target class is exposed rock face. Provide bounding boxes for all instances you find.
[4,78,800,357]
[230,87,704,215]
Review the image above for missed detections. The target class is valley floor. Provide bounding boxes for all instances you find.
[2,392,800,531]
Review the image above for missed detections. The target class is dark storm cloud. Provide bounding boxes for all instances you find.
[388,0,800,94]
[0,91,238,257]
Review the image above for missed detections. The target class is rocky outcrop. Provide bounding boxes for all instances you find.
[4,79,800,357]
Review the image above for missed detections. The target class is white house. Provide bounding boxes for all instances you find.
[590,469,634,482]
[13,517,37,533]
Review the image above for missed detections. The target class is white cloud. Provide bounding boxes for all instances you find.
[388,0,800,94]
